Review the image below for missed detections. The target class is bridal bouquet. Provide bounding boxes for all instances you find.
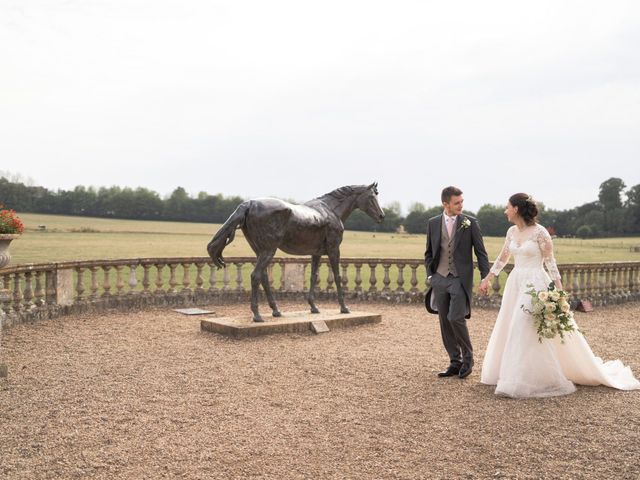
[521,282,582,343]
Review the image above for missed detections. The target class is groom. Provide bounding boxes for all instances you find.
[425,186,490,379]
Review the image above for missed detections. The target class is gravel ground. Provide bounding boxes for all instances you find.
[1,301,639,480]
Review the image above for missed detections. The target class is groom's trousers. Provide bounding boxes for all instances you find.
[431,273,473,368]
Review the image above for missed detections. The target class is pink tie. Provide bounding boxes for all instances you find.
[447,217,454,237]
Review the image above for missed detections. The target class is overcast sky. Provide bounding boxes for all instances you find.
[1,1,639,214]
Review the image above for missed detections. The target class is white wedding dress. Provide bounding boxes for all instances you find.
[480,224,640,398]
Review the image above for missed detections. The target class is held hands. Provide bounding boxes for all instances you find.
[478,276,492,296]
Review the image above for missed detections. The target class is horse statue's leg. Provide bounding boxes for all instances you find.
[259,250,281,317]
[251,251,276,322]
[328,250,350,314]
[308,255,321,314]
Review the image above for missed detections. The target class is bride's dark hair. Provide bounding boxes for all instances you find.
[509,193,538,225]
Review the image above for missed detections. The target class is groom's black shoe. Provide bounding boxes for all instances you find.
[437,366,460,377]
[458,364,473,379]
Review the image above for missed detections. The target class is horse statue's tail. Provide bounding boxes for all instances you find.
[207,201,250,268]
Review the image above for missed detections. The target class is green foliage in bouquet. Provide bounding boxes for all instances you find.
[522,282,584,343]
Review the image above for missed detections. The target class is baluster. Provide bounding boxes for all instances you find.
[607,267,616,301]
[579,269,587,299]
[195,263,205,293]
[45,271,56,305]
[604,268,613,304]
[558,267,566,293]
[630,266,638,300]
[617,267,625,300]
[128,265,138,294]
[89,266,99,300]
[155,264,165,293]
[562,268,571,297]
[12,274,23,312]
[34,271,45,307]
[491,274,501,296]
[1,274,12,315]
[142,264,151,294]
[181,263,192,293]
[168,264,178,294]
[623,266,631,300]
[235,263,244,292]
[102,266,112,297]
[612,267,621,298]
[76,267,85,301]
[571,269,580,299]
[368,263,378,293]
[382,263,391,293]
[342,263,350,293]
[267,263,275,291]
[396,263,406,293]
[115,265,125,295]
[409,265,419,294]
[597,267,606,306]
[326,266,335,292]
[584,268,593,301]
[618,267,627,300]
[222,265,231,291]
[22,272,34,310]
[208,263,217,292]
[354,263,363,293]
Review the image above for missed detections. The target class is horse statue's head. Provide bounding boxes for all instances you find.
[356,182,385,223]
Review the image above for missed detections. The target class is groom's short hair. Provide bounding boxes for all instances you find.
[441,186,463,203]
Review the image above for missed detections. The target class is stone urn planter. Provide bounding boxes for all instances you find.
[0,234,18,377]
[0,233,20,269]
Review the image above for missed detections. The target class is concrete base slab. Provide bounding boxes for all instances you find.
[201,310,381,338]
[174,308,215,315]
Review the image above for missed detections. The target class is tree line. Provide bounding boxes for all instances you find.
[1,176,638,237]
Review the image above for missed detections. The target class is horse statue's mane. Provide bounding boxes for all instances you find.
[316,184,378,202]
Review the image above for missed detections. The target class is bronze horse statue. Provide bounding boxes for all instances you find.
[207,183,385,322]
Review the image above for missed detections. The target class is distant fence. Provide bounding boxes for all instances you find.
[1,257,639,330]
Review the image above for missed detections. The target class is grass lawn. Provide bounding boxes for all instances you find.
[9,213,640,265]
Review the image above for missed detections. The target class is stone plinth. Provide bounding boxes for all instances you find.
[282,263,306,292]
[201,310,381,338]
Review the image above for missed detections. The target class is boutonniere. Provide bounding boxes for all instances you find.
[459,217,471,230]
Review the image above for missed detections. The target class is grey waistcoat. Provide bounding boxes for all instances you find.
[436,217,458,277]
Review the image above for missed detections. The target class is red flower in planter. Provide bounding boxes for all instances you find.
[0,205,25,234]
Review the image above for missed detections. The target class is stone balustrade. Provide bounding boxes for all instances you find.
[1,257,639,330]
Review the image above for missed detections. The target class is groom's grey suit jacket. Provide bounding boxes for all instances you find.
[424,214,490,319]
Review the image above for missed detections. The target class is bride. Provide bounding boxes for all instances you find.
[478,193,640,398]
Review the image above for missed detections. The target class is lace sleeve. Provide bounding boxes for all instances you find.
[536,225,561,281]
[489,227,513,276]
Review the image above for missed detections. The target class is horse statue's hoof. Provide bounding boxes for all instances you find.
[310,307,320,314]
[253,316,264,323]
[340,307,350,314]
[272,311,282,318]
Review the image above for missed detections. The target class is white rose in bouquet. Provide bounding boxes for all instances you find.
[538,291,549,302]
